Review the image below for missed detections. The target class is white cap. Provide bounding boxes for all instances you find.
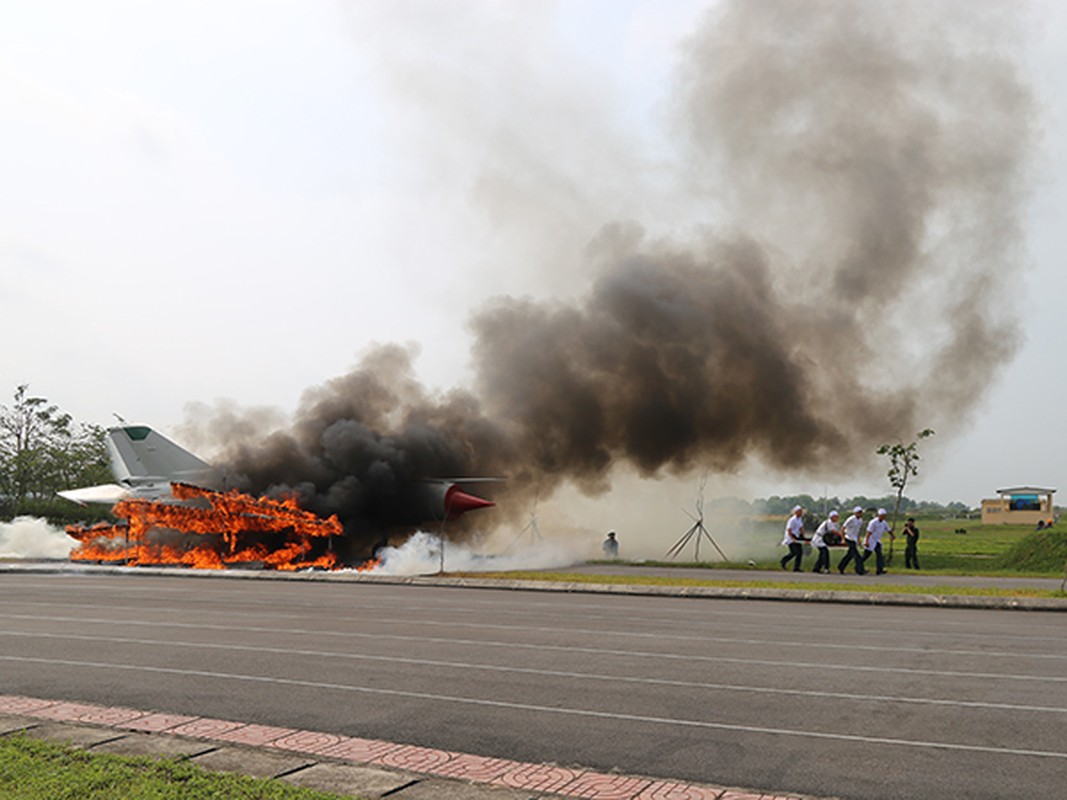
[792,505,803,513]
[830,510,839,518]
[877,508,887,516]
[853,506,863,513]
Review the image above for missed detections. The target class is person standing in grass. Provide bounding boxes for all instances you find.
[838,506,867,575]
[811,510,839,574]
[780,505,806,572]
[862,508,894,575]
[602,530,619,559]
[903,517,921,569]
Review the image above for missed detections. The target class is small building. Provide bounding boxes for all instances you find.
[980,487,1056,526]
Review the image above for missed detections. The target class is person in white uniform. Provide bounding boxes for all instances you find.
[862,508,894,575]
[811,510,839,574]
[838,506,867,575]
[780,505,806,572]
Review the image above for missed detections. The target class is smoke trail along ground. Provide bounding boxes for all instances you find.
[203,1,1033,543]
[367,531,592,576]
[0,518,72,559]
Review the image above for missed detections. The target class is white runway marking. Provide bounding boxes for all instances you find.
[1,628,1064,715]
[1,609,1064,665]
[2,653,1066,762]
[6,587,1065,645]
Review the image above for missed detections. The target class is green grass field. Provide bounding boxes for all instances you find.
[0,735,355,800]
[457,515,1067,599]
[457,569,1063,598]
[740,515,1065,575]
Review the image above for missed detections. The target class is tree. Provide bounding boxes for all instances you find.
[876,428,935,562]
[0,385,110,517]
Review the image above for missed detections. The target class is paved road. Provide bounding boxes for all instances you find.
[0,572,1064,800]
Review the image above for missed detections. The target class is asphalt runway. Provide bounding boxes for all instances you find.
[0,572,1064,800]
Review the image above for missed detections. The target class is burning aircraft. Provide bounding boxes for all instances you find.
[60,425,494,570]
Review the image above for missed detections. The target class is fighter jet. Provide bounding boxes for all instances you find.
[58,424,495,521]
[58,425,221,506]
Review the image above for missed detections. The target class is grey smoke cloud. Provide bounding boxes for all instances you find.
[203,1,1034,546]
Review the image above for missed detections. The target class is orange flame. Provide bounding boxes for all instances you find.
[67,482,347,571]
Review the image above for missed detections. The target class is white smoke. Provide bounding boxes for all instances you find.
[366,530,590,576]
[0,517,73,559]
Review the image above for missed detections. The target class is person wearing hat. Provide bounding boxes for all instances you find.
[602,530,619,559]
[838,506,867,575]
[780,505,806,571]
[902,517,920,569]
[862,508,894,575]
[810,510,840,574]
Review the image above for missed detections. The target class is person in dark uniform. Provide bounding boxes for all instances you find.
[602,531,619,559]
[903,517,920,569]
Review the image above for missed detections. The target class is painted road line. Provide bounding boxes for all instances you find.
[2,656,1067,761]
[2,628,1065,715]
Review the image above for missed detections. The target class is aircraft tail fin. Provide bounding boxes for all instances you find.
[106,425,218,487]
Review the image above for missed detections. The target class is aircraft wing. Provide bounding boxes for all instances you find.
[57,484,132,506]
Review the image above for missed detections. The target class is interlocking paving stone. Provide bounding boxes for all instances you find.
[16,721,127,749]
[430,753,522,782]
[117,712,198,732]
[279,762,417,799]
[563,772,654,799]
[90,732,218,759]
[168,717,246,739]
[0,695,58,715]
[213,723,297,746]
[191,744,316,779]
[24,702,97,721]
[271,729,347,755]
[377,743,457,772]
[492,763,584,794]
[0,695,822,800]
[391,776,551,800]
[637,782,726,800]
[319,735,403,763]
[29,701,145,726]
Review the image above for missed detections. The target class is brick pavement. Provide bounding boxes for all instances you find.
[0,693,816,800]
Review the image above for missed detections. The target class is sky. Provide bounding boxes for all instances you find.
[2,0,1066,531]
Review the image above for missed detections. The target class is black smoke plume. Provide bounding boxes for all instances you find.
[198,1,1035,547]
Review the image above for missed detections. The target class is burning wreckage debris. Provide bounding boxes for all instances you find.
[60,425,494,571]
[65,482,372,571]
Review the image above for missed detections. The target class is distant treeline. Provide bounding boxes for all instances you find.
[711,495,974,516]
[0,385,113,524]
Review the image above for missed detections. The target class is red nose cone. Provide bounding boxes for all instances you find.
[445,486,495,519]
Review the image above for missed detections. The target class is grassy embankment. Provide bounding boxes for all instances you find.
[458,516,1067,598]
[0,734,356,800]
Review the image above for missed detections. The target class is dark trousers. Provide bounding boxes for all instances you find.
[780,542,803,571]
[861,543,885,573]
[905,544,920,569]
[838,540,866,574]
[813,546,830,573]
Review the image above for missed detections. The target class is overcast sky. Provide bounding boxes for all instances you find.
[2,0,1065,514]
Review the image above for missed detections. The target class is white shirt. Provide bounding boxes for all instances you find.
[812,518,839,548]
[865,517,891,549]
[842,514,864,542]
[781,514,805,546]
